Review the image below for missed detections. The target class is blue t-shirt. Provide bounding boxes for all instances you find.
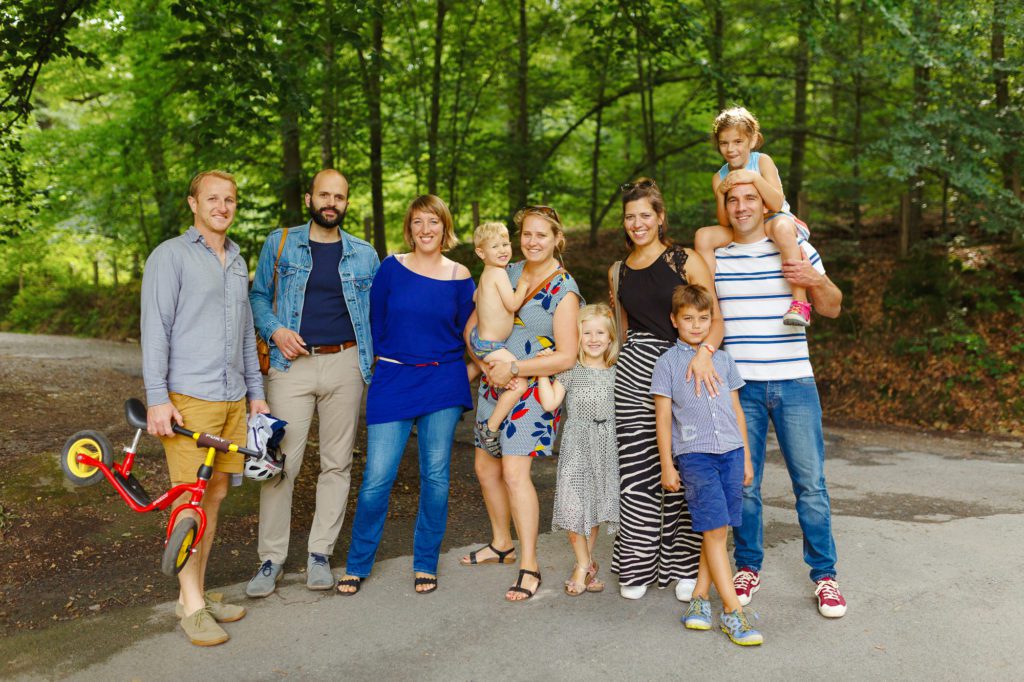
[365,255,476,425]
[298,240,356,345]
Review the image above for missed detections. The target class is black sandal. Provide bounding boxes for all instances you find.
[460,543,516,565]
[414,575,438,594]
[336,576,363,596]
[506,569,542,602]
[474,422,503,458]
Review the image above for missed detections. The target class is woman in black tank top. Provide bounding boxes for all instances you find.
[607,177,725,600]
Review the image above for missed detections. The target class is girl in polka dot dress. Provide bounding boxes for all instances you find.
[537,303,620,596]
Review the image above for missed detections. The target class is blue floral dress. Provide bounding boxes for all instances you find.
[474,261,583,457]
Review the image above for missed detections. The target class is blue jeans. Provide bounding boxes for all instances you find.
[345,407,463,577]
[733,378,838,582]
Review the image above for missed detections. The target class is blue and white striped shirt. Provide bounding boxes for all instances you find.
[714,238,825,381]
[650,341,746,456]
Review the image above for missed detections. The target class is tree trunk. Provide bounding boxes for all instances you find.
[145,124,180,244]
[280,106,304,226]
[709,0,726,111]
[788,5,810,202]
[427,0,447,195]
[851,0,864,237]
[508,0,529,218]
[992,0,1019,198]
[320,0,337,169]
[634,27,657,176]
[589,73,606,247]
[908,1,931,246]
[358,7,388,259]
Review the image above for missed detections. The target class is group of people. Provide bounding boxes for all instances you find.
[141,107,847,649]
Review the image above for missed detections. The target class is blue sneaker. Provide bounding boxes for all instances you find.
[682,596,712,630]
[720,609,763,646]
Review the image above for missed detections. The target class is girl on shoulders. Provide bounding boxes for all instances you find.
[694,106,813,327]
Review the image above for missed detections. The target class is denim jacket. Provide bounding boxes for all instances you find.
[250,222,380,382]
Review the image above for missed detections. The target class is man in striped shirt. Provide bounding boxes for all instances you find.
[707,181,848,619]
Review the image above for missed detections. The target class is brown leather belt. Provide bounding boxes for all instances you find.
[307,341,356,355]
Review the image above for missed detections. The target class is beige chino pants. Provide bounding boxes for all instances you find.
[259,347,364,563]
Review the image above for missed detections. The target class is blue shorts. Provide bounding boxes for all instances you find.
[675,447,744,532]
[469,326,508,361]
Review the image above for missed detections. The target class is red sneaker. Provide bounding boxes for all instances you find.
[815,577,847,618]
[732,567,760,606]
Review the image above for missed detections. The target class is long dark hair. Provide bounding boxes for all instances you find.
[620,177,672,250]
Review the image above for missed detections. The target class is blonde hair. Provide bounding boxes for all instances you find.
[513,205,567,262]
[712,107,764,150]
[403,194,459,252]
[188,170,236,198]
[577,303,619,366]
[473,221,509,248]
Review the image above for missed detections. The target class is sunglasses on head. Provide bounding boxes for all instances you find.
[620,179,656,193]
[515,205,562,224]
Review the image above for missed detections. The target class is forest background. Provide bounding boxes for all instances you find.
[0,0,1022,433]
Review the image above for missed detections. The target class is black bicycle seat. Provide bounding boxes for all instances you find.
[125,398,148,430]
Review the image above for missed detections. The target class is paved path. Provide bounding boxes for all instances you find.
[4,422,1022,681]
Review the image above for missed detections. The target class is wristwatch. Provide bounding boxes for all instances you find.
[701,343,716,355]
[510,361,520,377]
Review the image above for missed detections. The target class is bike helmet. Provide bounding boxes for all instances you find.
[245,413,287,482]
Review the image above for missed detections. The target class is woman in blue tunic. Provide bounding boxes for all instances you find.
[461,206,582,601]
[338,195,475,595]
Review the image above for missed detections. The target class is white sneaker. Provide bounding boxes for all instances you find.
[674,578,697,602]
[619,584,648,600]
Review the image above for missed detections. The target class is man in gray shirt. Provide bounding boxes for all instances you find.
[141,169,269,646]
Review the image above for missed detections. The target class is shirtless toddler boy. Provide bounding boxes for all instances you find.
[471,222,530,456]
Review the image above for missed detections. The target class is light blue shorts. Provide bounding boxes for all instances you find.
[469,326,508,361]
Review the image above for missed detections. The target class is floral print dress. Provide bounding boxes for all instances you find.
[474,261,583,457]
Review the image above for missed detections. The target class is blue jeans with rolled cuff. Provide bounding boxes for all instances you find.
[345,406,462,577]
[732,378,838,582]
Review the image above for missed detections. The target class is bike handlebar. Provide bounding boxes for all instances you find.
[171,424,260,458]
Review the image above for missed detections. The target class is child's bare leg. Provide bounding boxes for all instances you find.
[767,216,807,304]
[566,531,591,595]
[769,216,812,327]
[695,225,734,270]
[483,348,519,432]
[704,526,743,612]
[692,540,713,600]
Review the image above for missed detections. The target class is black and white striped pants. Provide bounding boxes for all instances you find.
[611,330,701,586]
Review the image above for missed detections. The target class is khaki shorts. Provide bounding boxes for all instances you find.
[160,392,247,486]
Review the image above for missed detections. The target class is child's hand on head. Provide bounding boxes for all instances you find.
[719,168,759,195]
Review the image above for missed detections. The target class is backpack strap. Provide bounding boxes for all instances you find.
[270,228,289,314]
[610,260,627,337]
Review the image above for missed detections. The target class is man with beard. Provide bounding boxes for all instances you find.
[246,169,380,596]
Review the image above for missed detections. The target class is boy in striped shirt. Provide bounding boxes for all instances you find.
[708,181,848,619]
[651,284,760,646]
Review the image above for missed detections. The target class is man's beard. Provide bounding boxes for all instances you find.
[308,203,346,229]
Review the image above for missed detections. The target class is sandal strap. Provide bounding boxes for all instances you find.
[517,569,542,581]
[414,576,438,585]
[337,577,362,587]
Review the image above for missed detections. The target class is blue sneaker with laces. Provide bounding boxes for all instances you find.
[720,609,763,646]
[682,596,712,630]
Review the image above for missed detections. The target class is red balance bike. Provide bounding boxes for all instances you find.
[60,398,258,577]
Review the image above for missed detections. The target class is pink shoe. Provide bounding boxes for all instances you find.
[783,300,812,327]
[815,577,847,618]
[733,567,760,606]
